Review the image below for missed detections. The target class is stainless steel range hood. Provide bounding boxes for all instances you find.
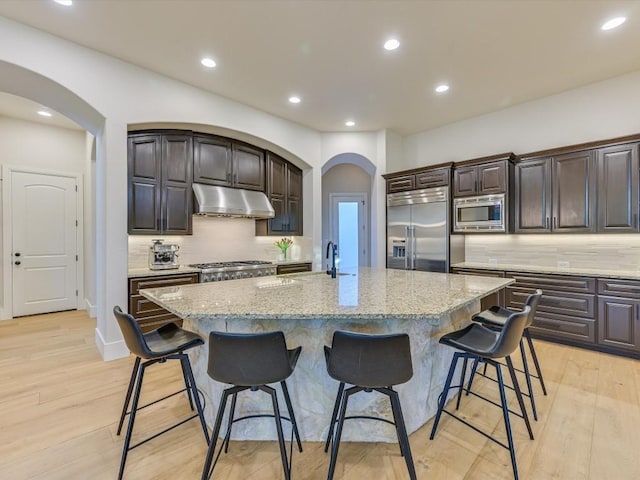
[192,183,275,218]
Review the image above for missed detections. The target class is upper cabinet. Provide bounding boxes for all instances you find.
[453,160,508,197]
[193,135,265,191]
[596,143,639,232]
[383,163,451,194]
[515,151,596,233]
[256,152,303,236]
[128,133,193,235]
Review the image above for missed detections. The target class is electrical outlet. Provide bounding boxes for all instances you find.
[488,258,498,265]
[557,261,570,269]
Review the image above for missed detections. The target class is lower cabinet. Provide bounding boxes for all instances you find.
[128,273,199,332]
[276,262,312,275]
[597,278,640,353]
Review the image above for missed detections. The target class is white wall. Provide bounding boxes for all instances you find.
[400,70,640,171]
[0,116,86,172]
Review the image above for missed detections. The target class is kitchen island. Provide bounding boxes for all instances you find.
[141,267,513,442]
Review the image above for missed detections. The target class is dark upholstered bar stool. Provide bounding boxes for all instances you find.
[324,331,416,480]
[201,331,302,480]
[467,289,545,420]
[113,306,210,480]
[430,306,533,480]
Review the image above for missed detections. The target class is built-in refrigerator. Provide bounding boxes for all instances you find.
[386,186,464,273]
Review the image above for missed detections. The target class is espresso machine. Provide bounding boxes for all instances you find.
[148,239,180,270]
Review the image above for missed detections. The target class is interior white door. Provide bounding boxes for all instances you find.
[11,171,78,317]
[330,193,368,270]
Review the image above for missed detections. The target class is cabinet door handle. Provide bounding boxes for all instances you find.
[553,217,557,229]
[474,180,478,192]
[546,217,550,229]
[634,213,638,229]
[636,304,640,321]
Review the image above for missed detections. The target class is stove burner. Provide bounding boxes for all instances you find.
[188,260,277,282]
[188,260,273,269]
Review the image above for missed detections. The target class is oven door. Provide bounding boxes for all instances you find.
[453,194,505,232]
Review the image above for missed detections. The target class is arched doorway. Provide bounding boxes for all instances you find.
[321,153,375,270]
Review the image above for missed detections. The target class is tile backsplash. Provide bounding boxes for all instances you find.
[128,216,314,268]
[465,234,640,272]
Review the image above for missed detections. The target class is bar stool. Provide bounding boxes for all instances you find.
[112,306,210,480]
[201,331,302,480]
[324,331,416,480]
[468,289,545,420]
[430,306,533,480]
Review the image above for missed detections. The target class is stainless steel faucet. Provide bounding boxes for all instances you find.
[326,241,338,278]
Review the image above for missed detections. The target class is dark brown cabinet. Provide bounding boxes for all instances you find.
[450,267,506,310]
[505,272,597,345]
[276,262,312,275]
[256,152,303,236]
[596,143,639,232]
[453,161,507,197]
[597,278,640,353]
[514,151,596,233]
[128,133,193,235]
[128,273,199,332]
[193,135,265,191]
[384,164,451,193]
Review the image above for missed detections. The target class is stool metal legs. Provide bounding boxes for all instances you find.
[430,351,533,480]
[326,385,417,480]
[117,353,209,480]
[525,329,547,395]
[201,382,302,480]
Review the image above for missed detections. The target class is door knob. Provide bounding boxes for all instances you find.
[14,261,21,266]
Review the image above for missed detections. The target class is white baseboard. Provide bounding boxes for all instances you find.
[95,327,129,361]
[0,307,11,321]
[85,298,97,318]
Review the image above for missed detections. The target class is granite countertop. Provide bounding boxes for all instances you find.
[128,265,202,278]
[140,267,514,322]
[452,262,640,280]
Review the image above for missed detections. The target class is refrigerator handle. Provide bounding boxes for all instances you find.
[404,226,410,269]
[411,226,417,270]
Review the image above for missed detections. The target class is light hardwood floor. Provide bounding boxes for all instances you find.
[1,310,639,479]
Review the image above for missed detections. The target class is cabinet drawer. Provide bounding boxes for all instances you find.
[597,278,640,299]
[387,175,415,193]
[137,314,182,333]
[506,272,595,293]
[507,286,595,318]
[416,169,449,188]
[129,273,199,295]
[277,263,312,275]
[529,312,596,344]
[451,268,505,278]
[129,294,168,318]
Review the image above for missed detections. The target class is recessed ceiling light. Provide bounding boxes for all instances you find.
[37,110,53,117]
[345,120,355,127]
[201,57,217,68]
[435,84,450,93]
[601,17,626,30]
[384,38,400,51]
[288,96,301,104]
[53,0,73,6]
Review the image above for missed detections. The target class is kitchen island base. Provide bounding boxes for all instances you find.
[184,300,480,443]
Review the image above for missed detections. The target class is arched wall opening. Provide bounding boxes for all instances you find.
[321,153,375,269]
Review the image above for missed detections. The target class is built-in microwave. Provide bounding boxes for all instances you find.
[453,194,506,232]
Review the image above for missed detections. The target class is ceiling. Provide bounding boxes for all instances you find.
[0,92,83,130]
[0,1,639,135]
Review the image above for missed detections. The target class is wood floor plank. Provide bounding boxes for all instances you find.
[1,311,639,479]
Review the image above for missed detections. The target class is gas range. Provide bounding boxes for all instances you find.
[188,260,276,282]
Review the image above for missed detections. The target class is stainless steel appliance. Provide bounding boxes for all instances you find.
[188,260,276,282]
[453,193,506,232]
[149,239,180,270]
[192,183,275,218]
[387,186,463,273]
